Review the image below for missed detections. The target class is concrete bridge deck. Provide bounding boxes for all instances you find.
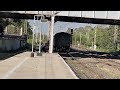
[0,52,78,79]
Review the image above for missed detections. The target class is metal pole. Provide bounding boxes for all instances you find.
[80,32,81,45]
[42,32,44,42]
[114,25,117,43]
[36,16,39,44]
[87,29,89,48]
[48,21,51,40]
[24,20,25,34]
[35,26,38,44]
[49,15,55,53]
[39,21,42,53]
[35,32,37,44]
[37,15,44,56]
[114,25,118,51]
[75,31,77,45]
[26,20,28,42]
[32,16,35,52]
[94,26,97,50]
[74,31,75,45]
[93,11,97,50]
[75,31,77,46]
[26,21,27,34]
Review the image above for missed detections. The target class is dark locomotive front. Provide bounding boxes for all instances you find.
[53,32,71,52]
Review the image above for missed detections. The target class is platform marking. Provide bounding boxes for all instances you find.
[1,57,29,79]
[58,54,79,79]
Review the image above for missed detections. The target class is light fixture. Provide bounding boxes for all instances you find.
[41,19,48,22]
[41,16,48,22]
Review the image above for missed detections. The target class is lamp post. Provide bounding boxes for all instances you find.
[31,15,48,57]
[37,20,42,56]
[30,15,36,57]
[37,15,48,56]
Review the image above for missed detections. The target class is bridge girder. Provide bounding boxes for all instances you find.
[0,12,120,25]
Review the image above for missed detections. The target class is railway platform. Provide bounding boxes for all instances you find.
[0,51,78,79]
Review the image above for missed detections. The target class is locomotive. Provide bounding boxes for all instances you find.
[41,29,73,53]
[53,32,72,52]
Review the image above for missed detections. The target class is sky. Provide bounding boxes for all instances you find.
[57,11,120,19]
[28,20,97,35]
[27,11,120,36]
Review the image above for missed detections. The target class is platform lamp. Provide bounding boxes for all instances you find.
[31,14,48,57]
[30,15,36,57]
[37,15,48,56]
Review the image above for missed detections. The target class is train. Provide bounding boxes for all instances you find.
[53,32,72,52]
[41,30,73,53]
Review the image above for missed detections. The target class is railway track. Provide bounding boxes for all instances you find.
[60,52,105,79]
[63,53,81,79]
[66,53,92,79]
[59,47,120,79]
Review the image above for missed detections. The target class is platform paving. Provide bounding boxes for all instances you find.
[0,52,78,79]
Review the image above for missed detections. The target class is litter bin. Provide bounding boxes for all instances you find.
[30,52,34,57]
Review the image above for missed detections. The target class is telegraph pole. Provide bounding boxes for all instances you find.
[74,31,77,46]
[93,11,97,50]
[80,32,81,45]
[35,28,38,44]
[94,26,97,50]
[114,25,118,43]
[114,25,118,51]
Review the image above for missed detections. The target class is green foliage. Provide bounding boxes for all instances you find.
[69,24,120,53]
[0,18,32,36]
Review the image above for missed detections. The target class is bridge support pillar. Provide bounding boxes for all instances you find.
[49,15,55,53]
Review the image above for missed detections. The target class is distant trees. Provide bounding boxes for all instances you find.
[0,18,32,35]
[0,18,10,35]
[68,24,120,52]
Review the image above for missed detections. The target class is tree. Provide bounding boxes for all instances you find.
[27,21,33,36]
[72,24,120,52]
[0,18,32,36]
[0,18,11,35]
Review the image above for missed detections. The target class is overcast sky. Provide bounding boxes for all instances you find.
[27,11,120,35]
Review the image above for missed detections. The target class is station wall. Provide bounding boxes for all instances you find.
[0,39,26,52]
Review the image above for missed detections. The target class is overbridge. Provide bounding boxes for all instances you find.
[1,11,120,25]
